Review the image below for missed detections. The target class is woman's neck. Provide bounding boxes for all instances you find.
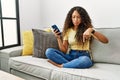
[73,26,78,31]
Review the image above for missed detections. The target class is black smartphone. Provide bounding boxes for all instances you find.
[51,24,61,35]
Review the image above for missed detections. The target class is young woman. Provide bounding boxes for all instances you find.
[45,6,109,68]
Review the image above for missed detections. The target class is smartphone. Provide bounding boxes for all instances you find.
[51,24,61,35]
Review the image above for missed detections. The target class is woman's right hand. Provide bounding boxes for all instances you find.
[53,29,61,39]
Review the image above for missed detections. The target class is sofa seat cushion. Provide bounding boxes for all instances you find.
[9,56,57,80]
[51,63,120,80]
[81,63,120,80]
[9,56,120,80]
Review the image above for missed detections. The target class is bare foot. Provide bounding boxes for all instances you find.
[48,60,63,68]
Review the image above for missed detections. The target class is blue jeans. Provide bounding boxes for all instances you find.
[45,48,93,68]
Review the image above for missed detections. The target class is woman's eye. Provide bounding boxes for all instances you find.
[72,16,80,19]
[72,16,75,18]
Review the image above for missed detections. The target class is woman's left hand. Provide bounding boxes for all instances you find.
[83,28,93,42]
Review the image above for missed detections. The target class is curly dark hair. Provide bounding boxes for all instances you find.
[62,6,93,44]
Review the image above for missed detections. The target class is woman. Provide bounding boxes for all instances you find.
[45,6,108,68]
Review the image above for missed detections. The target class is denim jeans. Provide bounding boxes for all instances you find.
[45,48,93,68]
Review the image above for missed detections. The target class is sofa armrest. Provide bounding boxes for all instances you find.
[0,46,23,58]
[0,46,23,72]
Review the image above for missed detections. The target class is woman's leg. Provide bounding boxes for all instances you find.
[63,51,93,68]
[45,48,71,64]
[63,56,93,68]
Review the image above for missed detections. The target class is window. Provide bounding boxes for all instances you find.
[0,0,20,50]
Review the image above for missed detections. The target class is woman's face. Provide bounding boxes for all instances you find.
[72,10,81,27]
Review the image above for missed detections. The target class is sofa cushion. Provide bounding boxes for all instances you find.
[32,29,59,58]
[9,56,120,80]
[22,30,33,56]
[91,28,120,64]
[51,63,120,80]
[9,56,56,80]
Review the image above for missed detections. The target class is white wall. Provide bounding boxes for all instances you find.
[19,0,120,30]
[19,0,41,32]
[19,0,42,44]
[40,0,120,28]
[18,0,120,44]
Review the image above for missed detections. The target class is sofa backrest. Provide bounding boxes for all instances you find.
[91,28,120,64]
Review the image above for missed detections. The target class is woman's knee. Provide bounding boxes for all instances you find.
[78,56,93,67]
[79,56,90,61]
[45,48,55,57]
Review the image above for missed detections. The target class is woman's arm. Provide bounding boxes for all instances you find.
[57,38,68,53]
[83,28,109,43]
[53,30,68,53]
[92,31,109,43]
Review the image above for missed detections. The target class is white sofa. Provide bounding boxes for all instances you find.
[1,28,120,80]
